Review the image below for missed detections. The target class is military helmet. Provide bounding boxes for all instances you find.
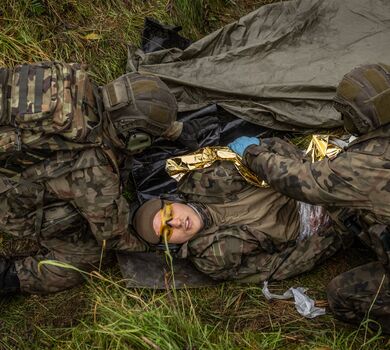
[334,63,390,135]
[102,72,178,149]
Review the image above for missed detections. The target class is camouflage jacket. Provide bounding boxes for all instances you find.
[1,146,146,251]
[176,160,301,282]
[243,126,390,270]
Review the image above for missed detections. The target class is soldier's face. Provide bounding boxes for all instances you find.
[152,203,204,244]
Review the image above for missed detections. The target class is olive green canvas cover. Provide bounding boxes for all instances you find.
[128,0,390,131]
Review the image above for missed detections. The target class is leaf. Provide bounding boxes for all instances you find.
[83,33,102,41]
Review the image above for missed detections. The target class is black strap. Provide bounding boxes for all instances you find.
[34,186,45,239]
[18,64,29,115]
[0,68,8,87]
[86,85,104,143]
[0,68,9,122]
[34,66,44,113]
[336,207,362,235]
[380,228,390,252]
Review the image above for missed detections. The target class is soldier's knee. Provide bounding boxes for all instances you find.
[326,273,348,313]
[326,272,364,325]
[18,262,86,294]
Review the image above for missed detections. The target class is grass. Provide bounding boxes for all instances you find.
[0,0,389,349]
[0,0,261,84]
[1,248,389,349]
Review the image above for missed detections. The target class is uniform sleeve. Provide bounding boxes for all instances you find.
[243,137,367,207]
[46,162,139,246]
[188,226,281,282]
[190,226,343,283]
[178,160,250,203]
[359,225,390,271]
[189,232,283,283]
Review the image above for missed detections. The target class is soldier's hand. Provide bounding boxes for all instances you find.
[177,116,219,150]
[228,136,260,157]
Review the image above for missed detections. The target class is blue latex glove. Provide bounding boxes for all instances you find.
[228,136,260,157]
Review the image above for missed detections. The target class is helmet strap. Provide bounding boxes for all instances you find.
[126,132,152,154]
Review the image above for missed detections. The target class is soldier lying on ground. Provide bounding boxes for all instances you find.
[0,62,213,295]
[228,63,390,333]
[133,160,343,283]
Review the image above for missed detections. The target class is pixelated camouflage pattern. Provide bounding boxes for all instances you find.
[334,63,390,135]
[0,62,104,176]
[243,128,390,331]
[177,160,340,281]
[0,147,146,294]
[243,133,390,268]
[187,225,341,283]
[178,160,250,204]
[6,62,99,141]
[327,262,390,333]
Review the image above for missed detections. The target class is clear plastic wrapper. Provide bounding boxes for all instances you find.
[262,281,326,319]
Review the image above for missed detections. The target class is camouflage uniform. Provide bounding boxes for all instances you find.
[0,62,180,294]
[176,160,341,283]
[0,148,146,294]
[242,64,390,332]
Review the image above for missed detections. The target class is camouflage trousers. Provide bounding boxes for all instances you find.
[327,262,390,334]
[16,221,106,294]
[0,177,105,294]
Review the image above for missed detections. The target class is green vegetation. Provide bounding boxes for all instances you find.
[0,0,389,349]
[0,0,260,84]
[1,248,389,349]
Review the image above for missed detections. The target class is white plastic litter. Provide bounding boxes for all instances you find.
[262,281,326,319]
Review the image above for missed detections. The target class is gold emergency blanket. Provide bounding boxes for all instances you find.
[166,135,342,188]
[166,146,268,188]
[305,135,342,162]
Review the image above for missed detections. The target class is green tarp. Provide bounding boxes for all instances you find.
[128,0,390,131]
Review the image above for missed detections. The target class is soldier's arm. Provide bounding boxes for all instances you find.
[178,160,250,202]
[243,138,367,206]
[46,159,144,248]
[189,231,286,283]
[190,226,342,282]
[189,226,282,282]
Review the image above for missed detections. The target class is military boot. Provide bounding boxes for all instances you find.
[0,257,20,295]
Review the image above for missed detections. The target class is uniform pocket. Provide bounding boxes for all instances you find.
[0,126,20,156]
[62,64,100,142]
[9,62,99,143]
[101,74,133,112]
[39,202,83,241]
[11,62,60,127]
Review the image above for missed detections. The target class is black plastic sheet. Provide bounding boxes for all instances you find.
[131,106,267,203]
[131,17,281,203]
[141,17,191,53]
